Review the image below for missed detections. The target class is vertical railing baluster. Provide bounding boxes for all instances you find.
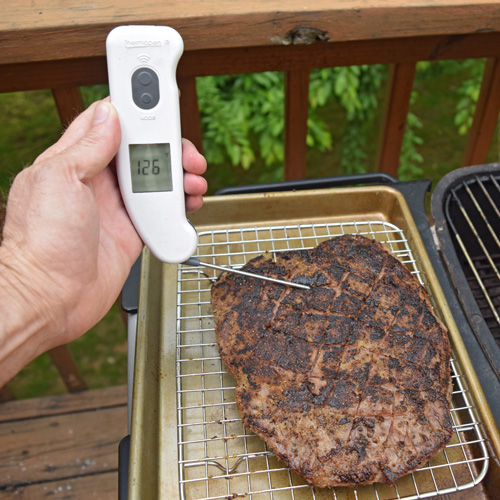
[284,68,310,180]
[52,86,85,127]
[178,75,204,154]
[463,57,500,167]
[48,346,88,393]
[376,62,417,178]
[0,384,15,402]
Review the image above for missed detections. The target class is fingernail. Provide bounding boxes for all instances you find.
[92,102,110,124]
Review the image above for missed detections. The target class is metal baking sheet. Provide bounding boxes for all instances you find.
[128,186,500,499]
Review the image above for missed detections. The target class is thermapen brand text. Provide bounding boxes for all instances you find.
[125,40,163,48]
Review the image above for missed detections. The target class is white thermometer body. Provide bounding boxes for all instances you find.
[106,26,198,263]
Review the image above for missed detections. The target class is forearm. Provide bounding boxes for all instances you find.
[0,248,57,386]
[0,199,5,244]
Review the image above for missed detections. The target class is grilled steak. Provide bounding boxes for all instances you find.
[211,234,453,488]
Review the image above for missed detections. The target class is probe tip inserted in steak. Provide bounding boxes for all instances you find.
[211,234,453,488]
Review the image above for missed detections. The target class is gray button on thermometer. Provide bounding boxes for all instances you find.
[131,67,159,109]
[106,26,198,263]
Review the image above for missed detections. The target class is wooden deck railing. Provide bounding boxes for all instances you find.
[2,0,500,396]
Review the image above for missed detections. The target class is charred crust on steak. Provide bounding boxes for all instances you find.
[211,234,453,488]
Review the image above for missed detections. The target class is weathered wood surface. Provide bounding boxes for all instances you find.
[0,384,126,423]
[2,1,500,65]
[0,385,127,498]
[3,32,500,94]
[1,472,118,500]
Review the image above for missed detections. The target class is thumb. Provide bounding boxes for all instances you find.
[54,101,121,181]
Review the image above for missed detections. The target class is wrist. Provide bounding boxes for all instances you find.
[0,244,61,385]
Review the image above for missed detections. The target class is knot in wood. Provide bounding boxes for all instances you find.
[272,26,329,46]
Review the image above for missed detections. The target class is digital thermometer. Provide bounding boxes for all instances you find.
[106,26,198,263]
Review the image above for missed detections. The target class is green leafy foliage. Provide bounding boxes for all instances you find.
[197,65,388,177]
[336,65,386,175]
[453,60,484,135]
[196,59,488,181]
[397,91,425,181]
[397,59,486,179]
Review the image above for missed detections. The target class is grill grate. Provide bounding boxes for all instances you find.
[176,220,489,500]
[445,174,500,349]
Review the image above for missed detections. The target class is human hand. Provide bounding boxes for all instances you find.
[0,99,207,383]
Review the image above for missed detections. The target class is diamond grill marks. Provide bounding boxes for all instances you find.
[212,235,453,488]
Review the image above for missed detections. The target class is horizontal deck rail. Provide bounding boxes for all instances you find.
[1,1,500,394]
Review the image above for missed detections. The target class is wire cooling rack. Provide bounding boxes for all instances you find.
[175,220,489,500]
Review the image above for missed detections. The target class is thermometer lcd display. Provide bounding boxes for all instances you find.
[129,143,173,193]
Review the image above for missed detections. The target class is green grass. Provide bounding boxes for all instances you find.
[1,64,499,399]
[0,91,62,194]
